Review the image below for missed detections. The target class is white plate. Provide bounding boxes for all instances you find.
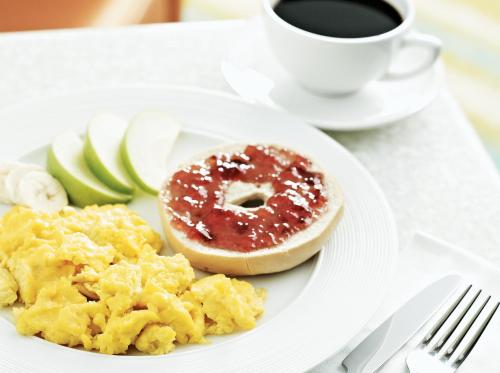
[221,18,443,131]
[0,86,398,373]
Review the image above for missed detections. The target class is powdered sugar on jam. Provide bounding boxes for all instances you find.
[160,145,328,252]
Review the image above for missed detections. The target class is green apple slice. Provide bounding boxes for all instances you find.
[84,113,133,194]
[48,132,132,207]
[121,111,181,195]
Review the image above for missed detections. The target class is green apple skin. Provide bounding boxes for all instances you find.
[120,111,181,196]
[83,134,134,194]
[120,137,159,195]
[47,147,132,208]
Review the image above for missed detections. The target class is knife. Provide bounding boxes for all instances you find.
[342,274,462,373]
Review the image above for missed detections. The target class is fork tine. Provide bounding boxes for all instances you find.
[454,302,500,366]
[422,285,472,345]
[431,288,482,352]
[431,289,482,353]
[443,295,491,358]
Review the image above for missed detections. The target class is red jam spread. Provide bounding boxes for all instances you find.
[161,145,328,252]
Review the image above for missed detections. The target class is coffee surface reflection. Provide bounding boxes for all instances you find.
[273,0,403,38]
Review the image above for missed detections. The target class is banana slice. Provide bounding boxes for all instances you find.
[16,171,68,213]
[4,164,44,204]
[0,162,67,212]
[0,161,25,203]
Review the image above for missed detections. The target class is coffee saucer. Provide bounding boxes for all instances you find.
[221,19,443,131]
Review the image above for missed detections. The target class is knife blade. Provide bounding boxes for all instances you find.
[342,274,462,373]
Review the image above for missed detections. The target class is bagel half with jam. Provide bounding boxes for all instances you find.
[159,144,344,275]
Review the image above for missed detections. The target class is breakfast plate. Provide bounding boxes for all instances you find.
[0,86,398,373]
[221,18,443,131]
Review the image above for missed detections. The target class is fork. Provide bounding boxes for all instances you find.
[406,285,499,373]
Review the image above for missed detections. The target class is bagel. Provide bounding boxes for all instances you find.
[158,144,344,275]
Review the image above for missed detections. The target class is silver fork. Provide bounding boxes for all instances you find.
[406,285,499,373]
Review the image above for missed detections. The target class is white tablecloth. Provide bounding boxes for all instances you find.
[0,20,500,370]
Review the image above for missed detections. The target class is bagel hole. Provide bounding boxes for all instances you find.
[240,197,265,208]
[224,181,274,210]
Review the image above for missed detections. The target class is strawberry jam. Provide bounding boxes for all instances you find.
[160,145,328,252]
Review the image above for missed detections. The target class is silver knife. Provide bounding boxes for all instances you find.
[342,274,462,373]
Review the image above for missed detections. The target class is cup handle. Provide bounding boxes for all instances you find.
[382,33,442,80]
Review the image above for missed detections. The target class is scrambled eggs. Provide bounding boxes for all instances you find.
[0,205,265,355]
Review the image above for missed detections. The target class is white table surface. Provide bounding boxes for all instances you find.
[0,19,500,370]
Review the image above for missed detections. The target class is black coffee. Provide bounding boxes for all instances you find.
[273,0,403,38]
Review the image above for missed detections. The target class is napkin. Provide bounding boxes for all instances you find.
[313,232,500,373]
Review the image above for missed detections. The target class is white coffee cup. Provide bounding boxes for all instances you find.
[262,0,441,95]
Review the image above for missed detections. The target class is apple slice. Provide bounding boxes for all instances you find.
[84,113,133,194]
[121,111,181,194]
[48,132,132,207]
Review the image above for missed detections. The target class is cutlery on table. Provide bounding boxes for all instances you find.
[406,285,499,373]
[342,274,462,373]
